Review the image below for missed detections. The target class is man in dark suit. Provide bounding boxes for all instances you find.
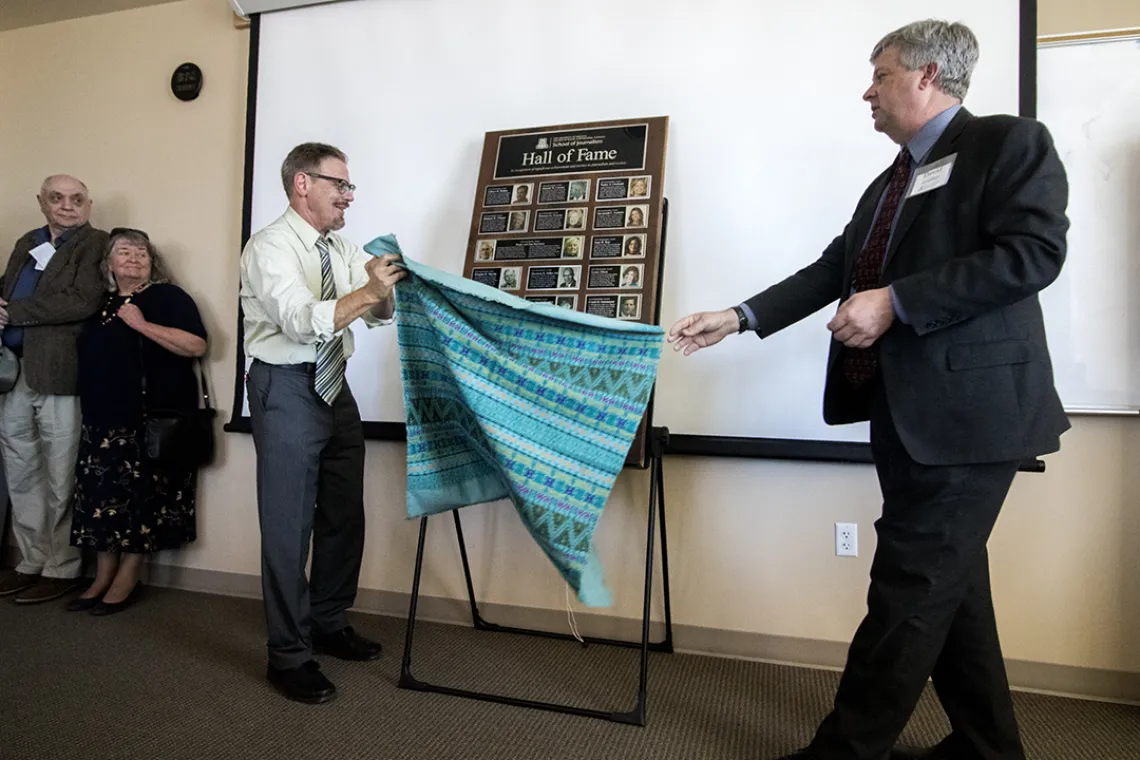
[669,20,1068,760]
[0,175,108,604]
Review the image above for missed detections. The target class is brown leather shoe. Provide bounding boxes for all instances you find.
[0,569,40,597]
[14,577,80,604]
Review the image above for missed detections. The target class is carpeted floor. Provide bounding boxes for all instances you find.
[0,587,1137,760]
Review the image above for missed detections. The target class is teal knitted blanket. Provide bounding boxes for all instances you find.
[364,236,663,607]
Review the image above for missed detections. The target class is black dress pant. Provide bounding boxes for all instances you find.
[247,360,366,670]
[808,382,1025,760]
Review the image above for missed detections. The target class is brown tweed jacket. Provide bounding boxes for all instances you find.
[1,223,109,395]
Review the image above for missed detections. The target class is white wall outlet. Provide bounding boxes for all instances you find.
[835,522,858,557]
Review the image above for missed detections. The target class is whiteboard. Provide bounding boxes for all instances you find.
[1037,38,1140,413]
[239,0,1022,441]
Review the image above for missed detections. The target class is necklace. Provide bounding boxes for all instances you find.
[100,282,151,325]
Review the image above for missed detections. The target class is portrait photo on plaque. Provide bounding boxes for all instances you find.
[618,294,641,319]
[555,295,577,310]
[620,263,643,288]
[472,267,502,287]
[585,295,618,319]
[499,267,522,291]
[567,180,590,202]
[480,212,509,234]
[625,205,648,228]
[558,266,580,289]
[483,185,514,207]
[590,235,623,259]
[565,207,587,231]
[512,183,533,205]
[561,236,584,259]
[475,239,497,261]
[622,234,646,258]
[628,176,651,198]
[508,210,529,232]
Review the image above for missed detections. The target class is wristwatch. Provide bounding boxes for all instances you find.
[731,305,749,334]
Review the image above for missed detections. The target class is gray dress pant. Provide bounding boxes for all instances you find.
[246,360,366,670]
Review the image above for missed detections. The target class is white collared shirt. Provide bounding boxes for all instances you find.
[240,206,388,365]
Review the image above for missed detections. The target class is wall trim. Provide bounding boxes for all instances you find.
[139,562,1140,706]
[4,547,1138,704]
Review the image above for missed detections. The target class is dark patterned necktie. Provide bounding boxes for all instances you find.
[842,149,913,386]
[314,237,345,405]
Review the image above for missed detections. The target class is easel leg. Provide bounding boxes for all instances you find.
[399,516,429,689]
[398,427,673,725]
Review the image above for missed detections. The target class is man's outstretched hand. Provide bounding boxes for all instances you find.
[667,308,739,356]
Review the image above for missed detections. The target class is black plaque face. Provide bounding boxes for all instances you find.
[472,268,501,287]
[585,295,618,318]
[480,212,509,234]
[527,265,581,291]
[494,124,648,179]
[538,182,569,204]
[534,209,567,232]
[483,185,513,206]
[492,237,565,261]
[596,177,630,201]
[593,207,628,230]
[590,236,623,259]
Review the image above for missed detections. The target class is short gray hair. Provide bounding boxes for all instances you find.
[871,20,979,101]
[102,229,172,292]
[281,142,347,199]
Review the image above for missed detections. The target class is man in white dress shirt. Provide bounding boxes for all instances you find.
[240,142,404,704]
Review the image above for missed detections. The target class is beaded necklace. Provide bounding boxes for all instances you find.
[100,282,151,325]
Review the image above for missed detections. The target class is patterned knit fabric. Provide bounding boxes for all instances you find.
[364,236,663,606]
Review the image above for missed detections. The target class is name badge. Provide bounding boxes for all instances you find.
[907,153,956,198]
[28,241,56,271]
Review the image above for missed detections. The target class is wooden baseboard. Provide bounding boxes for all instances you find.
[7,548,1138,705]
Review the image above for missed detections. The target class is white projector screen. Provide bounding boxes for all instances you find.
[232,0,1024,446]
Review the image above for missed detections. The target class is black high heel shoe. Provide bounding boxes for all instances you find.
[65,594,103,612]
[91,583,143,616]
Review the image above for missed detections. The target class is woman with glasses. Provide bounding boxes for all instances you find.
[67,228,208,615]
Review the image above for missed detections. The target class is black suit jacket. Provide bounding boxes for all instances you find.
[745,109,1070,465]
[0,223,108,395]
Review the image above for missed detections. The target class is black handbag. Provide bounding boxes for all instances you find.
[141,353,216,468]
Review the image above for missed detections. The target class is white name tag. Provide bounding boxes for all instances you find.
[907,153,956,198]
[28,241,56,271]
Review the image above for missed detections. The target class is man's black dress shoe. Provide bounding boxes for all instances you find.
[267,660,337,704]
[312,625,382,661]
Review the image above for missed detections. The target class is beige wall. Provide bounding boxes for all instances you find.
[0,0,1137,681]
[1039,0,1140,37]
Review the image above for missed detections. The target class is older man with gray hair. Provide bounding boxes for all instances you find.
[0,175,108,604]
[669,20,1069,760]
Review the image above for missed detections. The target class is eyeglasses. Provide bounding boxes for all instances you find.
[305,172,356,195]
[110,227,150,241]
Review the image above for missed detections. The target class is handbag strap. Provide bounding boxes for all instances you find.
[137,336,212,412]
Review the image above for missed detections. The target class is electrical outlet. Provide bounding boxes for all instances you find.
[835,522,858,557]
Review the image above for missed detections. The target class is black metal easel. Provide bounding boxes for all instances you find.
[399,426,674,726]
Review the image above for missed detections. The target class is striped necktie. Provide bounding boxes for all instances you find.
[314,237,345,405]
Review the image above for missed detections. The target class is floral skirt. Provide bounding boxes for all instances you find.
[70,424,197,554]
